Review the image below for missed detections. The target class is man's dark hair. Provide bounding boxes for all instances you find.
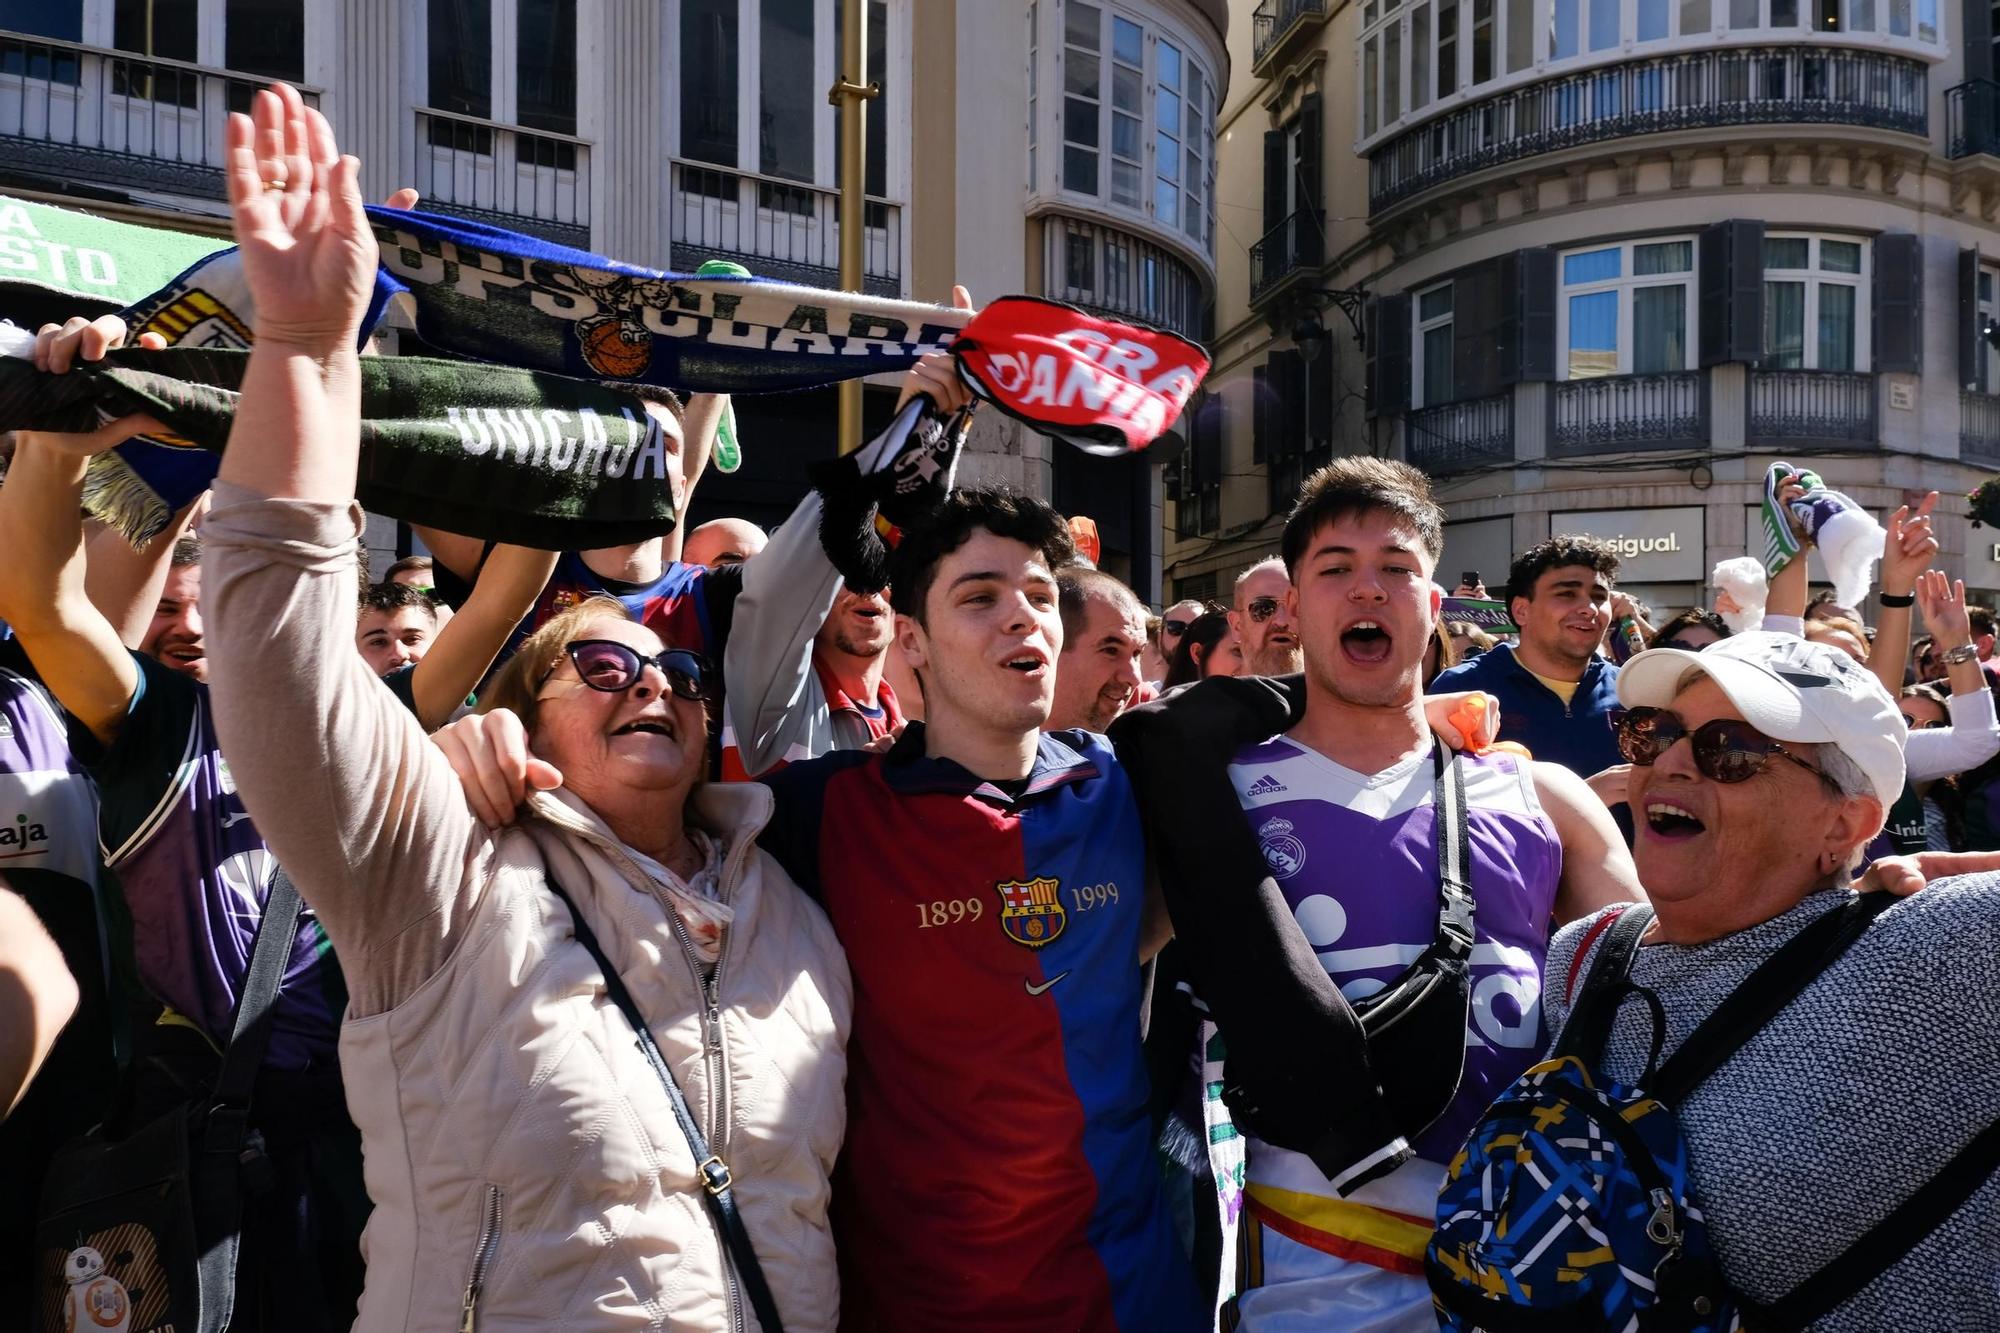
[1280,457,1445,575]
[886,488,1076,625]
[360,580,439,619]
[1508,535,1620,600]
[1970,605,1996,639]
[1057,566,1143,647]
[384,554,434,583]
[170,534,202,568]
[1649,608,1729,648]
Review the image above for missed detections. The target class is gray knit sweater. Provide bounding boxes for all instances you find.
[1544,879,2000,1330]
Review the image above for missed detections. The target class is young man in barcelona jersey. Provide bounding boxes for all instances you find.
[1116,457,1647,1330]
[437,367,1203,1329]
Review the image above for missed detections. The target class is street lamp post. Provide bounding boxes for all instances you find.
[830,0,881,455]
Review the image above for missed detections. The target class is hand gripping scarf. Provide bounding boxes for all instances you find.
[0,207,1207,546]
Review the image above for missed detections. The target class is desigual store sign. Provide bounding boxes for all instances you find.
[1549,507,1707,581]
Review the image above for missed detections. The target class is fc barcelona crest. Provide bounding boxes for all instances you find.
[995,877,1066,949]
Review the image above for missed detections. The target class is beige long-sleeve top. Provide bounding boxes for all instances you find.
[201,482,851,1330]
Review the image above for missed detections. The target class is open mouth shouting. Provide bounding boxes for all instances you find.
[1643,798,1705,840]
[1339,619,1392,666]
[1001,647,1050,681]
[611,712,679,743]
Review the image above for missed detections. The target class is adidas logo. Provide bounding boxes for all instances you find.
[1246,774,1287,797]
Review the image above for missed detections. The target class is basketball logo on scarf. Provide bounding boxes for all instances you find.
[951,297,1209,455]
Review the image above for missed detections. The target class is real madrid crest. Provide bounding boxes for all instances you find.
[995,876,1066,949]
[1257,817,1307,879]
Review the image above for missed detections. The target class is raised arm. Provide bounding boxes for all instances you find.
[406,542,557,731]
[1905,570,2000,784]
[1867,494,1937,698]
[202,84,485,1007]
[0,316,166,746]
[663,391,728,565]
[1533,759,1647,923]
[85,497,199,648]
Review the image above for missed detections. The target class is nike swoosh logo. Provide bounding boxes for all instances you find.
[1024,972,1070,997]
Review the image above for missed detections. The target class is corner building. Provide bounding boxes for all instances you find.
[0,1,1225,603]
[1178,0,2000,610]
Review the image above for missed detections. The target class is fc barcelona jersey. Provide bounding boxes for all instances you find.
[760,726,1201,1332]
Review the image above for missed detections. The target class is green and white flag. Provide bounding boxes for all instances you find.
[0,194,227,310]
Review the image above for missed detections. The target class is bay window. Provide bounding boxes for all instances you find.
[1558,238,1696,378]
[1762,234,1866,372]
[1046,2,1215,251]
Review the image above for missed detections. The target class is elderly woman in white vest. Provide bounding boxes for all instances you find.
[184,85,848,1329]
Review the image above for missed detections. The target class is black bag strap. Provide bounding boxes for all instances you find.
[1553,902,1656,1067]
[211,867,303,1112]
[1753,1116,2000,1331]
[1654,891,1894,1103]
[544,877,786,1333]
[1353,739,1476,1024]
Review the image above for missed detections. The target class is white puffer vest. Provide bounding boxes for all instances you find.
[337,781,851,1331]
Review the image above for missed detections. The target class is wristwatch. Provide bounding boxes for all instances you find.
[1942,643,1980,667]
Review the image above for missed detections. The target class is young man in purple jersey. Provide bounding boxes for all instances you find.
[1119,457,1645,1329]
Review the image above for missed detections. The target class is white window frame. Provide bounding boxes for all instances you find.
[664,0,906,202]
[1761,232,1870,372]
[1039,0,1217,255]
[1412,280,1455,408]
[1980,260,2000,394]
[1555,236,1699,380]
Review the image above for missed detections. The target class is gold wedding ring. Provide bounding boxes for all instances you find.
[263,177,286,192]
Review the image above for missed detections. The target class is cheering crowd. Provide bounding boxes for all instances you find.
[1,85,1996,1332]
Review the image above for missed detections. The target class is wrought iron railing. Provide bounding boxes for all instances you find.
[1406,392,1515,474]
[1369,46,1928,212]
[1550,371,1707,455]
[1044,215,1206,341]
[0,32,319,199]
[1947,79,2000,158]
[1747,369,1877,448]
[670,160,902,297]
[1252,0,1332,70]
[1249,206,1324,303]
[413,108,590,247]
[1961,391,2000,463]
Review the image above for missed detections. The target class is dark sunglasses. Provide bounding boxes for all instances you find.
[1248,596,1285,623]
[1612,706,1827,785]
[543,640,710,701]
[1900,710,1944,730]
[1163,619,1193,636]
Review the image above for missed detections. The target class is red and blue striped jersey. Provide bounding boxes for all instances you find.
[760,726,1202,1332]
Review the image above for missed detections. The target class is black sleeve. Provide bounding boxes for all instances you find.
[71,655,203,858]
[1109,674,1408,1180]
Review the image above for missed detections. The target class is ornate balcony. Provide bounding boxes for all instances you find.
[413,109,590,249]
[1961,390,2000,465]
[1747,369,1876,449]
[1550,371,1707,456]
[1947,79,2000,158]
[1044,214,1206,341]
[1406,392,1514,474]
[0,31,319,200]
[1252,0,1332,75]
[1369,46,1928,214]
[1249,206,1324,304]
[670,160,901,297]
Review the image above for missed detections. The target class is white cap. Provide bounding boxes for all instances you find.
[1616,631,1906,808]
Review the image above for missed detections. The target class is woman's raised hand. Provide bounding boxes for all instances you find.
[223,83,377,355]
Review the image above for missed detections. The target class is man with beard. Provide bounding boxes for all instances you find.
[1233,557,1304,677]
[1049,567,1147,733]
[1112,459,1643,1329]
[1432,535,1625,779]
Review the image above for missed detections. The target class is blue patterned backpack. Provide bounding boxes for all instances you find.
[1424,892,1940,1333]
